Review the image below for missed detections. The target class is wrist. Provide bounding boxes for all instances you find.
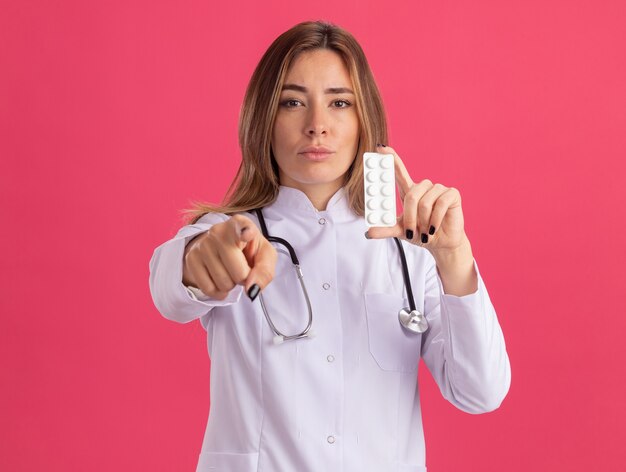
[432,236,477,296]
[431,236,473,270]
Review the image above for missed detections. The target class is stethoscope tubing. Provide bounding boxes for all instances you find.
[393,236,417,313]
[254,209,314,343]
[251,208,427,342]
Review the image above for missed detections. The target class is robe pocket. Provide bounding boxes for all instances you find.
[364,292,422,373]
[196,451,259,471]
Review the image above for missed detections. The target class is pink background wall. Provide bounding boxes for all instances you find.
[2,0,625,470]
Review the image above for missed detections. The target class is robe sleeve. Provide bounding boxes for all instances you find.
[420,257,512,413]
[148,213,243,324]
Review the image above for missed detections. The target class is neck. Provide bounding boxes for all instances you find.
[307,192,334,211]
[281,180,343,211]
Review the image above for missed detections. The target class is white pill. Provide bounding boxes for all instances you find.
[365,157,377,169]
[381,198,393,210]
[382,213,395,225]
[367,213,380,225]
[367,199,380,210]
[381,171,393,183]
[381,156,393,169]
[366,185,379,196]
[366,171,378,183]
[381,184,393,196]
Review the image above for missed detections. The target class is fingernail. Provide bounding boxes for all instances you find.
[247,284,260,301]
[376,143,387,147]
[421,233,428,244]
[364,231,371,240]
[429,225,436,235]
[406,229,414,240]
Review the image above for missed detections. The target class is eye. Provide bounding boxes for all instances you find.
[280,99,303,108]
[332,99,352,108]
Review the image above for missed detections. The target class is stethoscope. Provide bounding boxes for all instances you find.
[253,208,429,345]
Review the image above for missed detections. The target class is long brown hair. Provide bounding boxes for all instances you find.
[183,21,388,224]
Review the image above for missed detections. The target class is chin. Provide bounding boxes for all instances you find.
[294,172,344,186]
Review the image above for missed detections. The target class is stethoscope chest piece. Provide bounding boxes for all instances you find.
[398,308,429,334]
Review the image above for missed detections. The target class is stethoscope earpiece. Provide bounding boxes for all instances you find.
[398,308,429,334]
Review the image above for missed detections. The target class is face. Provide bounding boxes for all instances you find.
[271,49,360,200]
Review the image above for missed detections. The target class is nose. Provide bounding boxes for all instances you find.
[305,104,327,137]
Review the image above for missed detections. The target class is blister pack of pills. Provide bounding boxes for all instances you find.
[363,152,396,227]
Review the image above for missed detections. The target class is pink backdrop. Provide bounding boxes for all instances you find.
[2,1,625,470]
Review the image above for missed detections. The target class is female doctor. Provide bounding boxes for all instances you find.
[149,20,511,472]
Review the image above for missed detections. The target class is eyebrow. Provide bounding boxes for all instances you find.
[281,83,354,94]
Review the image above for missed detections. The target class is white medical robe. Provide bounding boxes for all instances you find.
[149,186,511,472]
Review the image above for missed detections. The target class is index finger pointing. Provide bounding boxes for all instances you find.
[245,238,277,293]
[393,153,414,198]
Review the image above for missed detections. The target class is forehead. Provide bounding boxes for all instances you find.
[284,49,352,87]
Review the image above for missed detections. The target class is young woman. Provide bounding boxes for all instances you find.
[149,20,511,472]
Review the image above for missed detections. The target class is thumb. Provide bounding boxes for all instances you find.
[366,222,403,240]
[230,215,259,249]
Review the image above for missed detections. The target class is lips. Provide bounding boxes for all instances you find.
[298,146,335,161]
